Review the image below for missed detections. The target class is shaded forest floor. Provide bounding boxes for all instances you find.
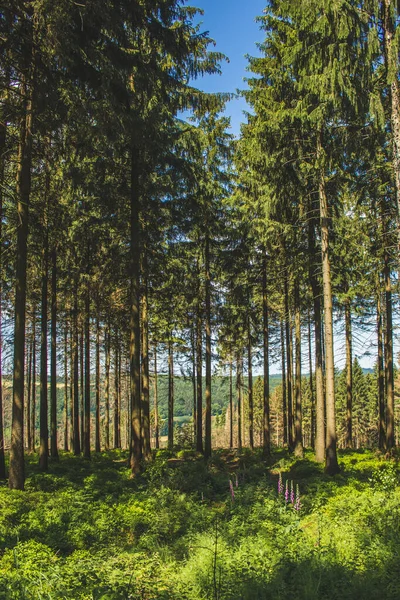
[1,447,400,599]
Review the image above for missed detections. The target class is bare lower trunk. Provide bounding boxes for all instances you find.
[294,281,303,458]
[229,358,233,449]
[308,311,315,450]
[95,308,100,452]
[72,285,80,455]
[248,321,254,450]
[50,248,58,459]
[39,226,49,472]
[105,320,110,451]
[318,135,339,475]
[141,275,151,459]
[114,340,120,449]
[64,324,69,451]
[281,321,287,446]
[83,291,90,459]
[377,283,385,450]
[204,235,212,459]
[168,339,174,450]
[154,345,159,449]
[384,242,395,450]
[237,355,242,450]
[284,274,293,451]
[196,309,203,453]
[262,255,270,454]
[345,299,352,448]
[192,329,197,443]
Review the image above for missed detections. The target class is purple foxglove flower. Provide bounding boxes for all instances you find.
[294,484,301,511]
[278,472,283,495]
[285,480,289,503]
[290,480,294,505]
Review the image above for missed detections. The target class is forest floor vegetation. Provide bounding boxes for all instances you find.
[1,447,400,599]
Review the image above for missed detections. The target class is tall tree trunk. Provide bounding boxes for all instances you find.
[39,223,49,472]
[50,248,58,459]
[204,235,212,459]
[104,319,110,451]
[129,146,141,474]
[196,308,203,453]
[95,307,100,452]
[294,281,304,458]
[64,324,69,452]
[345,299,353,448]
[284,274,293,451]
[383,0,400,251]
[9,21,36,490]
[383,237,395,450]
[192,329,197,443]
[263,254,270,454]
[237,355,243,450]
[318,133,339,475]
[80,323,84,449]
[114,340,120,449]
[154,345,159,449]
[69,326,74,451]
[168,338,174,450]
[0,62,9,480]
[248,320,254,450]
[141,274,151,459]
[377,282,385,450]
[83,290,90,459]
[72,284,80,455]
[229,358,233,449]
[31,311,37,452]
[308,311,315,450]
[26,335,32,453]
[281,321,287,447]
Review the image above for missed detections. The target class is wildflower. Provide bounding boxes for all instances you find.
[294,484,301,512]
[290,480,294,504]
[229,479,235,502]
[278,472,283,495]
[285,480,289,503]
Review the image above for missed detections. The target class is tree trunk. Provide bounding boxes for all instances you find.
[26,335,32,453]
[383,0,400,252]
[284,274,293,451]
[318,133,339,475]
[308,311,315,450]
[50,248,58,459]
[69,326,74,451]
[248,320,254,450]
[83,290,90,459]
[168,338,174,450]
[262,254,270,454]
[9,22,36,489]
[104,319,110,451]
[377,282,385,450]
[141,275,151,459]
[229,358,233,449]
[204,235,212,459]
[237,355,242,450]
[64,324,69,452]
[196,308,203,453]
[95,307,101,452]
[192,329,197,443]
[281,321,287,447]
[129,146,141,474]
[31,311,37,452]
[383,239,395,450]
[345,299,353,448]
[39,223,49,472]
[80,323,84,449]
[114,340,120,449]
[72,285,80,455]
[154,345,159,449]
[294,281,304,457]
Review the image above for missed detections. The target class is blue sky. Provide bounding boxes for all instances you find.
[192,0,267,136]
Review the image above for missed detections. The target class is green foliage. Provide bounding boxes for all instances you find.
[1,450,400,598]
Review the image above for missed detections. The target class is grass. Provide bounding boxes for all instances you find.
[0,447,400,599]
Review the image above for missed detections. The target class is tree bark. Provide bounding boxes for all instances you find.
[196,307,203,453]
[262,254,270,454]
[237,354,242,450]
[50,248,58,459]
[129,146,141,473]
[377,282,385,450]
[248,320,254,450]
[318,133,339,475]
[192,329,197,443]
[39,221,49,472]
[383,238,395,450]
[345,299,353,448]
[114,339,120,449]
[83,290,90,459]
[141,273,151,459]
[280,321,287,447]
[229,358,233,449]
[294,281,304,458]
[72,284,80,455]
[9,19,36,489]
[104,319,110,451]
[284,274,293,451]
[307,311,315,450]
[26,336,32,453]
[95,307,101,452]
[154,345,159,449]
[64,324,69,451]
[168,338,174,450]
[204,235,212,459]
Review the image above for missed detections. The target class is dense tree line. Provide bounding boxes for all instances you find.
[1,0,400,490]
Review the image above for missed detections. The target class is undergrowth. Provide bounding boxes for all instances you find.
[0,448,399,599]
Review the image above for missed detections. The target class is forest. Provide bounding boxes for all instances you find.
[1,0,400,598]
